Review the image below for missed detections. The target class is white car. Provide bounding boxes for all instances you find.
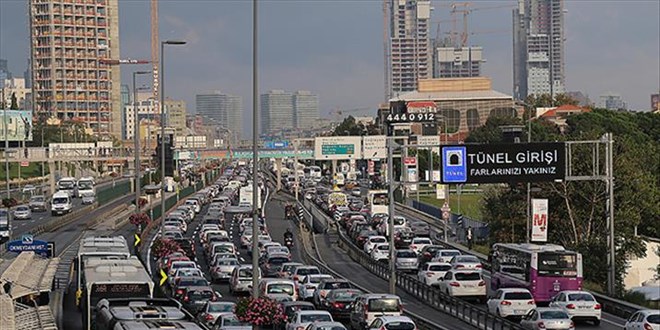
[417,262,451,286]
[437,270,486,302]
[487,288,536,319]
[363,236,387,254]
[449,255,483,270]
[370,243,390,262]
[286,310,333,330]
[367,316,416,330]
[409,237,433,254]
[624,309,660,330]
[549,291,601,326]
[169,267,204,287]
[520,308,575,330]
[432,249,462,263]
[296,274,333,301]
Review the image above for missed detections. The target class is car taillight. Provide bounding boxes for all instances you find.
[594,303,601,310]
[537,321,545,329]
[426,272,435,277]
[293,276,299,281]
[478,281,486,286]
[455,265,465,269]
[475,264,483,268]
[644,323,654,330]
[423,252,431,258]
[333,302,344,308]
[500,300,512,305]
[449,282,460,287]
[205,314,214,320]
[176,289,183,295]
[527,300,535,305]
[410,245,416,250]
[320,291,328,298]
[183,296,189,302]
[569,321,574,328]
[566,304,576,309]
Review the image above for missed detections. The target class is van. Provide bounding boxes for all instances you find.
[51,191,73,216]
[334,173,345,186]
[349,294,403,329]
[258,278,297,301]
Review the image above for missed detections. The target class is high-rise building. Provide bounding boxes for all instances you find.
[195,92,242,140]
[434,47,484,78]
[599,93,627,111]
[24,59,32,89]
[124,98,157,140]
[260,90,294,135]
[29,0,121,137]
[513,0,565,100]
[389,0,432,98]
[293,91,319,129]
[165,99,187,136]
[120,84,130,139]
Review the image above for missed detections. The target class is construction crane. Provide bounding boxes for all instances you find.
[445,2,515,47]
[332,107,373,122]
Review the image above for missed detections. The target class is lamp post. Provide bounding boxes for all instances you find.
[133,70,151,215]
[251,0,260,299]
[160,40,186,230]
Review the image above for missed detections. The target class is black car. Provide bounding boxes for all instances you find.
[417,245,444,266]
[323,289,363,319]
[173,238,196,260]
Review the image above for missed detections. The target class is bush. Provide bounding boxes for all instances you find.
[235,297,287,326]
[150,238,180,259]
[129,212,151,227]
[2,198,18,208]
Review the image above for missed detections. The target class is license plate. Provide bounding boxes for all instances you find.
[579,306,591,309]
[514,310,526,314]
[465,285,475,288]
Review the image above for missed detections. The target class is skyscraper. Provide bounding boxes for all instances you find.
[389,0,432,98]
[29,0,121,137]
[513,0,565,100]
[434,47,485,78]
[293,91,319,129]
[260,90,294,135]
[195,92,242,140]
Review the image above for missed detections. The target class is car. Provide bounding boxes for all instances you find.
[409,222,431,237]
[520,308,575,330]
[197,302,237,327]
[13,205,32,220]
[449,255,483,270]
[624,309,660,330]
[312,279,352,308]
[305,322,347,330]
[172,276,209,300]
[431,249,462,263]
[437,270,486,302]
[417,262,451,286]
[285,310,333,330]
[349,294,402,330]
[486,288,536,319]
[409,237,433,254]
[297,274,334,301]
[363,236,387,254]
[367,316,416,330]
[211,313,251,330]
[394,250,419,272]
[279,262,303,278]
[210,258,240,283]
[322,288,363,319]
[290,265,321,282]
[280,301,315,330]
[549,291,601,325]
[22,184,36,195]
[28,195,48,212]
[169,268,204,287]
[370,243,390,262]
[181,286,221,314]
[81,191,96,204]
[230,265,260,295]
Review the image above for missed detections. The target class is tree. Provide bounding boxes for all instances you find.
[9,92,18,110]
[464,116,523,143]
[472,109,659,295]
[525,93,579,108]
[331,116,366,136]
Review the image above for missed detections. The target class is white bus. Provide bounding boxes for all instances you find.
[75,236,131,308]
[81,257,154,330]
[77,176,96,198]
[368,190,389,215]
[57,176,77,198]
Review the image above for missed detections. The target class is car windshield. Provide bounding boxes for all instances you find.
[78,181,93,189]
[371,237,386,243]
[393,217,405,225]
[323,281,351,289]
[504,292,533,300]
[223,315,247,326]
[267,283,293,294]
[567,293,595,301]
[428,265,451,272]
[296,268,320,276]
[217,259,238,266]
[189,290,214,300]
[376,245,389,251]
[540,311,569,319]
[397,251,416,258]
[647,315,660,324]
[30,196,44,202]
[308,276,331,284]
[368,298,400,312]
[332,290,362,300]
[52,197,68,204]
[300,314,332,323]
[317,326,346,330]
[384,322,415,330]
[455,256,479,263]
[209,303,235,313]
[16,206,29,211]
[441,251,460,256]
[176,270,201,277]
[238,269,254,278]
[455,272,481,281]
[180,278,208,286]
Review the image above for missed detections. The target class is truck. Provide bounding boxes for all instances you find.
[239,186,262,209]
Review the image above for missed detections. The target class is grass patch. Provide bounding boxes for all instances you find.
[418,193,483,219]
[0,163,45,180]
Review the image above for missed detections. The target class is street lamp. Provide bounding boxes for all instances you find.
[133,70,151,215]
[251,0,260,298]
[160,40,186,229]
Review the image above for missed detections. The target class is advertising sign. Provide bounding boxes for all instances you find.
[362,136,387,159]
[652,94,659,112]
[315,136,362,160]
[0,110,33,141]
[436,184,446,199]
[404,157,417,166]
[440,143,565,184]
[417,135,441,154]
[407,168,418,191]
[531,199,549,242]
[264,141,289,149]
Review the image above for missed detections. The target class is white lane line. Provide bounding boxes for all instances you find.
[240,257,245,262]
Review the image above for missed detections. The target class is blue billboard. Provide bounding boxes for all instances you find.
[7,234,53,257]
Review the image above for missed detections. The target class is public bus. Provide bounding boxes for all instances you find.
[76,176,96,198]
[368,190,389,215]
[81,257,154,330]
[75,236,131,307]
[57,176,77,198]
[489,243,583,303]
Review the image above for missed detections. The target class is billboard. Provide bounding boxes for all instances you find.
[440,143,565,184]
[531,199,549,242]
[314,136,362,160]
[362,135,387,159]
[417,135,440,154]
[0,110,33,141]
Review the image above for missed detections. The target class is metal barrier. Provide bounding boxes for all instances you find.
[97,180,131,205]
[395,201,645,320]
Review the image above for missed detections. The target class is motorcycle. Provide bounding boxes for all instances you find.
[284,236,294,248]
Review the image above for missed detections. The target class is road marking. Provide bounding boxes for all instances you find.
[240,257,245,262]
[601,317,625,327]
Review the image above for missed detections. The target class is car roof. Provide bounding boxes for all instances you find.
[375,316,414,322]
[426,262,451,266]
[535,307,566,312]
[297,310,332,315]
[498,288,532,293]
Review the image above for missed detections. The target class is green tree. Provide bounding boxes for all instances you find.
[525,93,579,108]
[9,92,18,110]
[332,116,366,136]
[464,116,524,143]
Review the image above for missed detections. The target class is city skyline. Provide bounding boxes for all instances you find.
[1,0,658,136]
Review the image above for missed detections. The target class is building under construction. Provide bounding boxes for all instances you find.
[29,0,122,138]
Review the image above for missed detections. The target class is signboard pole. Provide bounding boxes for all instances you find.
[294,139,299,200]
[386,138,396,295]
[4,108,9,198]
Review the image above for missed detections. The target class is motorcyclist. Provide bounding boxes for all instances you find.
[284,203,293,219]
[284,228,294,242]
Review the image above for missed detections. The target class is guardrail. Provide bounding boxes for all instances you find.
[394,202,645,320]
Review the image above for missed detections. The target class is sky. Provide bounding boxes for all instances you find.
[1,0,658,137]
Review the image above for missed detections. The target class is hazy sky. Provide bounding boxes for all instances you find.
[1,0,658,136]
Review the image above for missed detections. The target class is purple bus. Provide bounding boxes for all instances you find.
[489,243,583,303]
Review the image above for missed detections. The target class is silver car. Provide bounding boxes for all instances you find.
[520,308,575,330]
[211,258,240,283]
[28,195,48,212]
[211,313,251,330]
[81,192,96,205]
[395,250,419,272]
[197,302,236,328]
[13,205,32,220]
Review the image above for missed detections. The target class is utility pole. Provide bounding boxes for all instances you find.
[386,137,396,295]
[606,133,616,296]
[251,0,260,299]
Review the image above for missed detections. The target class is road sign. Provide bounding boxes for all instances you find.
[441,202,451,220]
[404,157,417,166]
[264,141,289,149]
[362,136,387,159]
[315,136,362,160]
[436,184,446,199]
[134,233,141,247]
[22,234,33,244]
[7,237,50,257]
[442,146,467,183]
[20,161,29,167]
[159,269,168,286]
